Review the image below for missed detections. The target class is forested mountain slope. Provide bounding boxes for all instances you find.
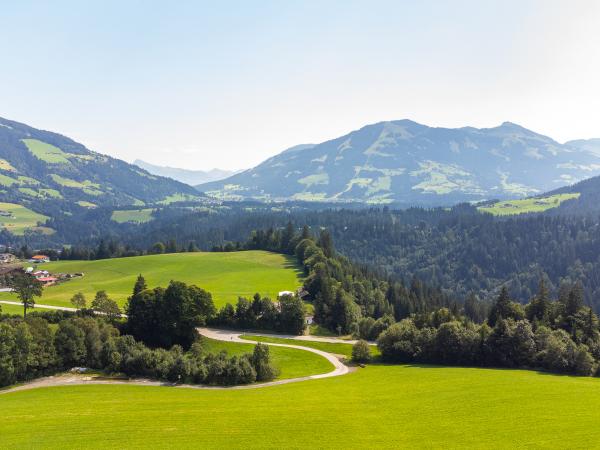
[199,120,600,205]
[0,117,202,235]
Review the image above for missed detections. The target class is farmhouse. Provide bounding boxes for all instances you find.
[37,276,58,286]
[29,254,50,263]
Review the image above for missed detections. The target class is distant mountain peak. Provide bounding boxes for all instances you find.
[197,119,600,205]
[134,160,240,186]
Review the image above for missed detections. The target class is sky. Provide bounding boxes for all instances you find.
[1,0,600,171]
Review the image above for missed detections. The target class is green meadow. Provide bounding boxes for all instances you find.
[22,139,72,165]
[111,208,155,223]
[2,364,600,448]
[0,302,26,316]
[0,251,303,309]
[200,337,334,380]
[242,335,381,359]
[478,192,580,216]
[0,201,52,235]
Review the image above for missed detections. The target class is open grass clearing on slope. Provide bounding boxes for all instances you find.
[76,200,97,208]
[0,202,51,235]
[111,208,155,223]
[3,365,600,448]
[242,335,381,359]
[22,139,72,165]
[157,193,201,204]
[200,337,333,380]
[0,158,16,172]
[478,192,580,216]
[0,251,303,309]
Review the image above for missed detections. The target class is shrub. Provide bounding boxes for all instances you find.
[251,343,279,381]
[352,340,372,363]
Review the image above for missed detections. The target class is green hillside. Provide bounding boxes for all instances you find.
[198,120,600,205]
[2,365,600,448]
[478,192,580,216]
[0,251,303,309]
[0,117,204,236]
[0,201,53,235]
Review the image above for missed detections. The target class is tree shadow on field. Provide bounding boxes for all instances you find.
[393,362,599,381]
[282,255,305,280]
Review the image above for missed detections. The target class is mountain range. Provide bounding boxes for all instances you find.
[0,117,201,215]
[134,159,239,186]
[198,120,600,205]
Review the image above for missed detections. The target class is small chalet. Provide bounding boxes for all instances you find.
[29,255,50,263]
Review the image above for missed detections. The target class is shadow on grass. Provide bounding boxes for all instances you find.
[382,361,598,380]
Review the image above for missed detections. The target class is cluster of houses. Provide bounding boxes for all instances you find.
[25,268,58,286]
[0,252,81,288]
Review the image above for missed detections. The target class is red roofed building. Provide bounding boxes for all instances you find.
[29,255,50,263]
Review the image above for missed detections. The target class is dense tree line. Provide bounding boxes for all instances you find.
[242,223,465,334]
[376,282,600,376]
[213,293,306,335]
[0,312,277,388]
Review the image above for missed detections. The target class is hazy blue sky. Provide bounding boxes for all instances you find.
[1,1,599,170]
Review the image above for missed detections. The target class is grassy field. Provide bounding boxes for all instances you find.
[478,192,580,216]
[111,208,155,223]
[201,337,333,380]
[0,251,303,309]
[2,365,600,448]
[0,302,25,316]
[242,335,381,359]
[158,193,202,204]
[0,201,52,235]
[22,139,71,165]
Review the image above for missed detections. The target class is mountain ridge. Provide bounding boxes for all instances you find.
[198,119,600,205]
[0,116,203,235]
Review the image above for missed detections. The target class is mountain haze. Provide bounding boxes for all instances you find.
[134,159,239,186]
[198,120,600,205]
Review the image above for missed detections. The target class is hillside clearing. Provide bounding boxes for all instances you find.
[111,208,155,223]
[478,193,580,216]
[0,251,303,309]
[0,202,52,235]
[2,365,600,448]
[22,139,72,165]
